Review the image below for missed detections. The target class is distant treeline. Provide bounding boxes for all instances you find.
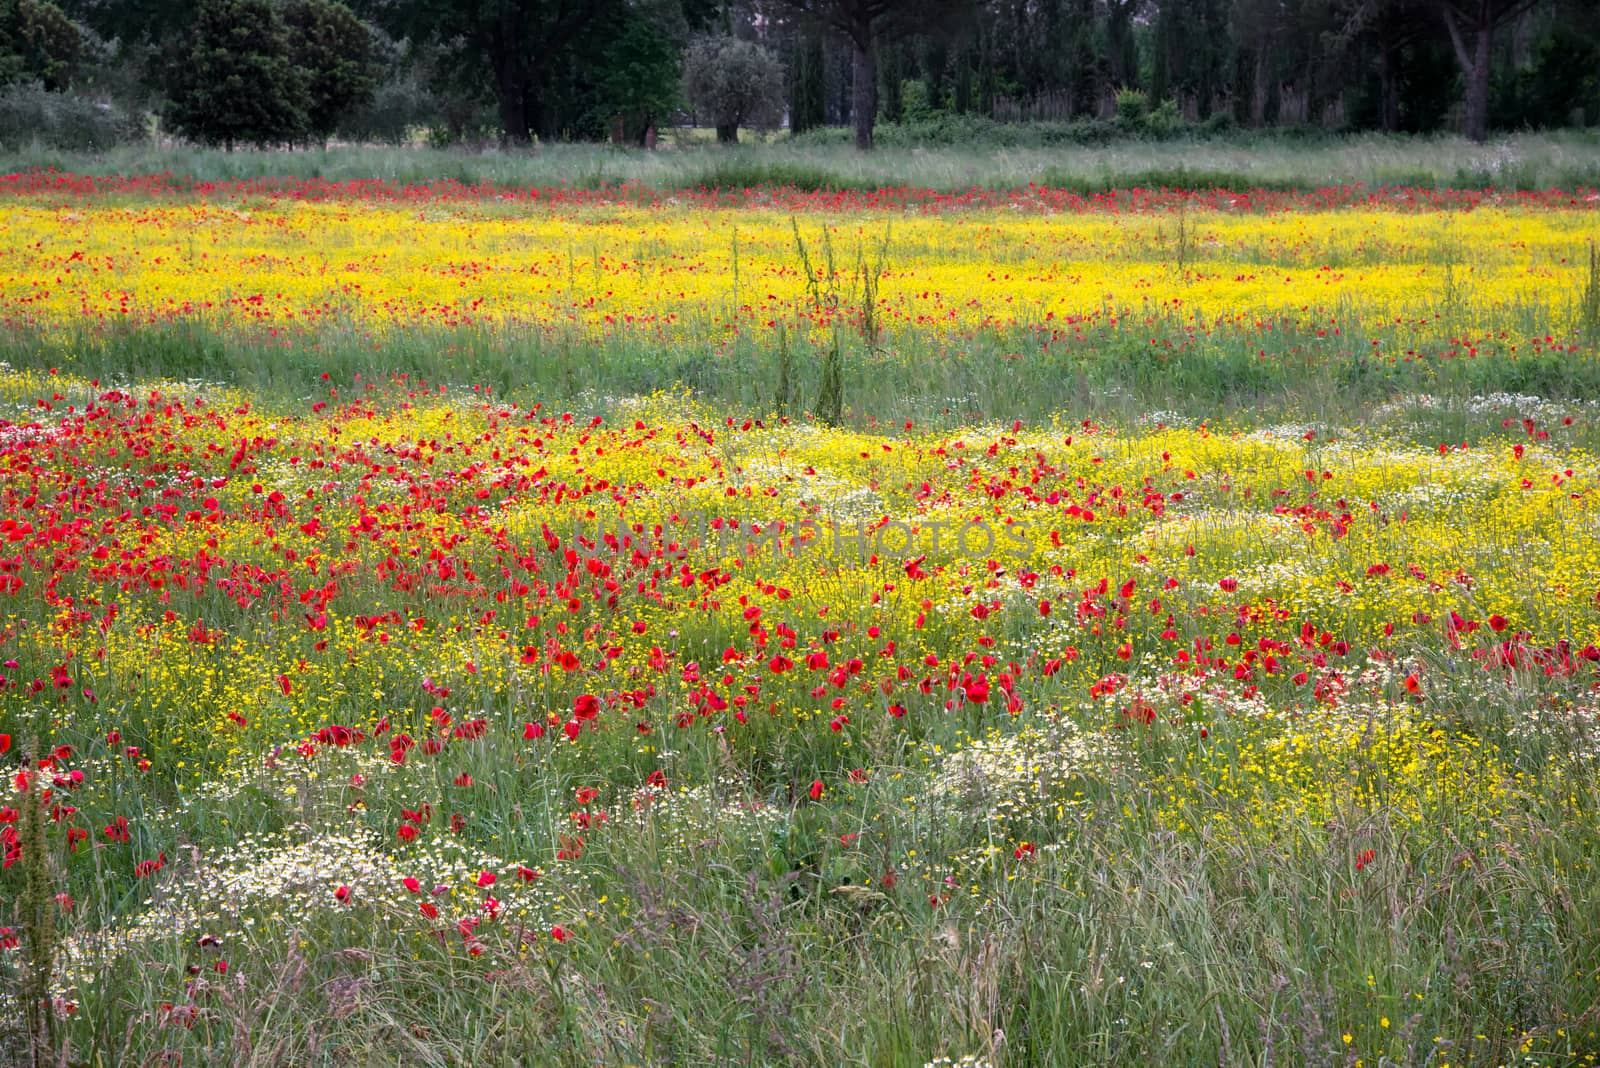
[0,0,1595,151]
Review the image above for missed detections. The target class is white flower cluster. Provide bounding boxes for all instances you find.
[925,719,1117,831]
[612,777,786,853]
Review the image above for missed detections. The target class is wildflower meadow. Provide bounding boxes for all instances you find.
[3,166,1600,1066]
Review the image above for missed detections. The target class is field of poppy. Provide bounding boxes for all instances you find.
[3,172,1600,1066]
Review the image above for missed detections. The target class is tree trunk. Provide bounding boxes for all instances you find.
[852,40,875,151]
[1464,23,1492,142]
[496,61,532,146]
[1250,51,1267,127]
[716,122,739,144]
[1440,4,1494,143]
[1378,45,1400,132]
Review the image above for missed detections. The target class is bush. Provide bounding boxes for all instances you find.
[1143,97,1182,138]
[0,80,143,149]
[900,78,936,123]
[1114,87,1148,127]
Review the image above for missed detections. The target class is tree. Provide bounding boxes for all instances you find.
[1433,0,1540,141]
[681,32,782,142]
[0,0,25,85]
[589,5,681,143]
[360,0,614,145]
[773,0,974,150]
[17,0,79,90]
[788,28,825,133]
[164,0,309,149]
[1327,0,1441,132]
[1150,0,1229,116]
[281,0,382,143]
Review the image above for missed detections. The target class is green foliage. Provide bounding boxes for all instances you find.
[335,31,433,145]
[1114,86,1148,125]
[587,12,680,143]
[162,0,383,148]
[9,741,65,1068]
[1492,23,1600,130]
[681,33,784,144]
[19,0,1600,145]
[1143,96,1183,137]
[1581,242,1600,347]
[360,0,620,144]
[281,0,381,143]
[163,0,308,149]
[0,79,143,149]
[787,30,825,136]
[15,0,77,90]
[899,77,935,123]
[0,0,24,86]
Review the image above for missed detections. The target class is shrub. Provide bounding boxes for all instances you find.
[0,80,143,149]
[1144,97,1182,138]
[1114,87,1148,127]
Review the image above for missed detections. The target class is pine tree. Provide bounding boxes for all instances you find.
[281,0,382,144]
[164,0,310,148]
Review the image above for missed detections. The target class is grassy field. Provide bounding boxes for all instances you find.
[5,128,1600,193]
[2,157,1600,1067]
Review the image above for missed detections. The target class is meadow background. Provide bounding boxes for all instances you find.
[0,129,1597,1068]
[2,1,1600,1059]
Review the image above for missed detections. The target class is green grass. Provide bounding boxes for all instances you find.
[4,305,1599,447]
[5,128,1600,193]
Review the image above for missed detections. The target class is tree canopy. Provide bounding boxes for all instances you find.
[12,0,1599,147]
[681,33,783,143]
